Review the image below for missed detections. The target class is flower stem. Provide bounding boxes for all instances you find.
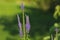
[22,10,26,40]
[56,29,58,40]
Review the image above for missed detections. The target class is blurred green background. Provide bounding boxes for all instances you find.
[0,0,60,40]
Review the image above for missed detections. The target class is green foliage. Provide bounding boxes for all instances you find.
[0,0,60,40]
[53,5,60,19]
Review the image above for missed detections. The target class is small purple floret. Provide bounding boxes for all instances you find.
[21,3,24,10]
[26,15,30,33]
[55,28,59,32]
[17,14,23,37]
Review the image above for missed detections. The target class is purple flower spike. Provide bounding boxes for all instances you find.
[17,14,23,37]
[21,2,24,10]
[26,15,30,33]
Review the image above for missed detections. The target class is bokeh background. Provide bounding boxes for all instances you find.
[0,0,60,40]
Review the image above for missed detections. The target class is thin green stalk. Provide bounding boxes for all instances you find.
[27,34,30,40]
[56,30,58,40]
[22,10,26,40]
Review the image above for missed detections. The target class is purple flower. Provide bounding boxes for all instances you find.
[55,28,59,32]
[21,2,24,10]
[17,14,23,37]
[26,15,30,33]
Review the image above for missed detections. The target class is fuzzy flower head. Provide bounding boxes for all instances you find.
[21,2,24,10]
[17,14,23,37]
[55,28,59,32]
[26,15,30,33]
